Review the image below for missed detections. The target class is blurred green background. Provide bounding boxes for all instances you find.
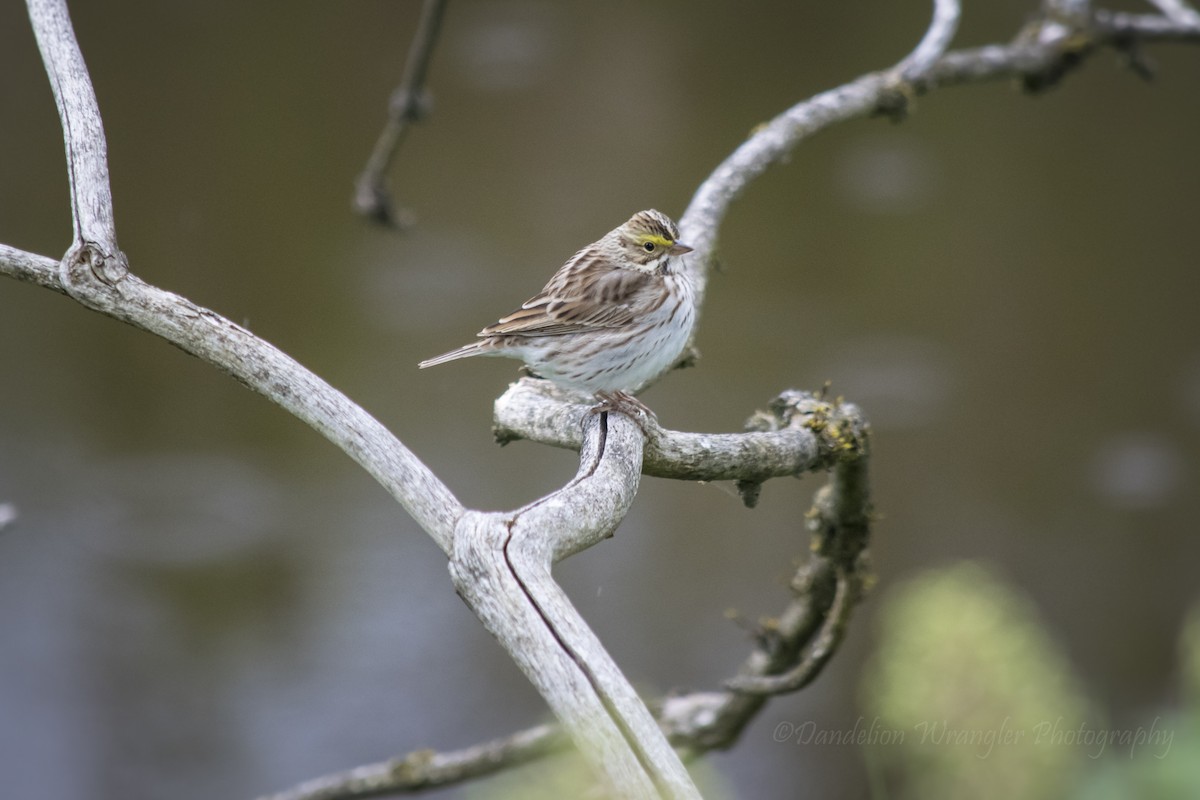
[2,2,1199,798]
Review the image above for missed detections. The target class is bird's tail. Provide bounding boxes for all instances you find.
[418,341,489,369]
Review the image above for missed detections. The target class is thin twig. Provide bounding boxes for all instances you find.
[1092,8,1200,38]
[353,0,449,226]
[26,0,117,250]
[679,0,964,303]
[260,724,568,800]
[1146,0,1200,26]
[896,0,963,80]
[677,3,1200,311]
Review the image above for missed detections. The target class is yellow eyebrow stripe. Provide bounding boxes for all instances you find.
[637,234,675,247]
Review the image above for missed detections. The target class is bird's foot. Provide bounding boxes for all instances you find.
[590,390,658,434]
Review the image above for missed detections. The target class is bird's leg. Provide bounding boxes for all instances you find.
[591,390,658,433]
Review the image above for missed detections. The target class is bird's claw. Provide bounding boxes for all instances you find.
[590,391,658,434]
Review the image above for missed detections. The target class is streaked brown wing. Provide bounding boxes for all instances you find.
[480,260,654,338]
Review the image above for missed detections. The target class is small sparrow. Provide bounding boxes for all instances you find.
[420,210,695,413]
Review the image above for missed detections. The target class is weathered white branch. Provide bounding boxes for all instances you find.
[258,723,567,800]
[451,412,700,799]
[0,245,65,294]
[678,0,962,307]
[27,0,117,249]
[897,0,963,79]
[17,0,466,551]
[1,240,466,551]
[676,0,1200,310]
[493,379,824,483]
[1146,0,1200,27]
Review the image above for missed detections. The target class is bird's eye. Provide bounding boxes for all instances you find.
[643,241,656,253]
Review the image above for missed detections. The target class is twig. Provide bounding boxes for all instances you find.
[896,0,963,80]
[353,0,449,227]
[259,724,567,800]
[677,1,1200,311]
[678,0,964,304]
[1146,0,1200,27]
[1092,9,1200,38]
[0,244,66,294]
[725,453,872,696]
[26,0,117,250]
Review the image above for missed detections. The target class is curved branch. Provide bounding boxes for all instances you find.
[896,0,963,80]
[26,0,117,250]
[450,413,701,799]
[16,0,465,552]
[1145,0,1200,27]
[0,242,466,550]
[678,0,962,302]
[493,378,824,484]
[676,1,1200,309]
[258,724,566,800]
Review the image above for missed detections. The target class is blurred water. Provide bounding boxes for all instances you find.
[2,2,1200,798]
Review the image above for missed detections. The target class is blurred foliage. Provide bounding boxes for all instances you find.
[862,563,1200,800]
[861,561,1091,799]
[1074,601,1200,800]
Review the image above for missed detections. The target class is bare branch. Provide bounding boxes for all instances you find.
[0,245,66,295]
[677,3,1200,311]
[280,390,872,799]
[1145,0,1200,27]
[1092,8,1200,38]
[15,1,466,552]
[725,454,871,695]
[451,412,701,799]
[4,243,467,550]
[896,0,963,80]
[678,0,961,304]
[664,434,872,750]
[353,0,450,226]
[15,3,694,794]
[493,379,825,485]
[259,724,567,800]
[26,0,117,250]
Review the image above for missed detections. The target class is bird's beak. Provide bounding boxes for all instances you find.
[669,241,693,256]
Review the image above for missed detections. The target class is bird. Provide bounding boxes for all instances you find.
[419,209,696,415]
